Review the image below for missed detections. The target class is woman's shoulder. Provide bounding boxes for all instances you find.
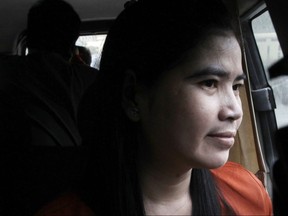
[211,161,263,186]
[211,161,273,215]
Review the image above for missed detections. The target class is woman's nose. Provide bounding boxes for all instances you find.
[218,92,243,121]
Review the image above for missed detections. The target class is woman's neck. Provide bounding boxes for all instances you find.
[139,163,193,215]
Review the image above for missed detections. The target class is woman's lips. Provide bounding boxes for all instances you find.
[207,131,236,149]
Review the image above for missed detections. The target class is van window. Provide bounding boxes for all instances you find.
[76,34,107,69]
[252,11,287,128]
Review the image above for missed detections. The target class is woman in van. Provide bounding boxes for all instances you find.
[36,0,272,215]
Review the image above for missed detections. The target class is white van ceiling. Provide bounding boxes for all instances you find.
[0,0,260,53]
[0,0,126,53]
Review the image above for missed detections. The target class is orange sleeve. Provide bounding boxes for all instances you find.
[35,193,95,216]
[211,162,273,215]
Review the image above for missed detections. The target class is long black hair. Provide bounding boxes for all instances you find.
[79,0,238,215]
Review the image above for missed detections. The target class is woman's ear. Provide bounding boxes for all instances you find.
[122,70,141,122]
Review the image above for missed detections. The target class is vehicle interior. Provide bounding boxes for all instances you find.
[0,0,287,215]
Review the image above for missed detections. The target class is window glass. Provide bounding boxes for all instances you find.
[252,11,288,128]
[76,34,107,69]
[252,11,283,77]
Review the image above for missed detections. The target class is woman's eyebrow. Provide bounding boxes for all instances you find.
[236,73,247,81]
[187,67,246,80]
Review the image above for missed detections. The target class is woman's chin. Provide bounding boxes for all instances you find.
[203,154,229,169]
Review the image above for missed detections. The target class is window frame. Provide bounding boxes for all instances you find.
[240,0,278,174]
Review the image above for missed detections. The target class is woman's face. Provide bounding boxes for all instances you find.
[137,34,245,171]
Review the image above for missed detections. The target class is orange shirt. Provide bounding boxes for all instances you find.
[211,161,273,215]
[36,162,272,216]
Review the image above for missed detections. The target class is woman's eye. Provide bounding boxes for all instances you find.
[233,83,244,91]
[200,79,217,88]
